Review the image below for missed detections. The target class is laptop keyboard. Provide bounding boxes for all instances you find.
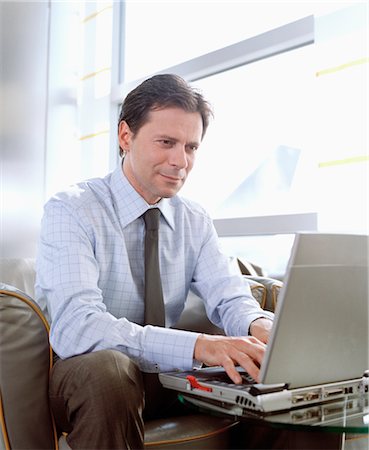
[193,368,256,386]
[241,372,257,384]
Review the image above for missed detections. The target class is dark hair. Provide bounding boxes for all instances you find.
[118,74,213,156]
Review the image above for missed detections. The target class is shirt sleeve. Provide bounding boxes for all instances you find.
[190,219,274,337]
[35,199,199,372]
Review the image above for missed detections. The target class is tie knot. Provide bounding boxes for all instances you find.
[143,208,160,231]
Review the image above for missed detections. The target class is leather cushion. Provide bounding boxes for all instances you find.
[0,284,57,449]
[245,276,283,312]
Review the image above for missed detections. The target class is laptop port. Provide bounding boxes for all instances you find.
[305,391,320,401]
[292,395,305,404]
[324,388,344,398]
[292,391,321,404]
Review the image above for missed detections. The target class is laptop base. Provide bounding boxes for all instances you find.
[159,367,368,414]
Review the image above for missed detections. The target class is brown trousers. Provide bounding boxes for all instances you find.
[50,350,183,449]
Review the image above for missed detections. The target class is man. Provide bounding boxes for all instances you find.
[35,74,273,449]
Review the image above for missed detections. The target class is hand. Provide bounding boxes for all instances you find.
[194,334,266,384]
[249,318,273,344]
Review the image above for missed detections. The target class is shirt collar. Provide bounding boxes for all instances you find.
[110,165,176,230]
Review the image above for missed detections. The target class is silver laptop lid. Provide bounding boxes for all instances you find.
[261,233,368,389]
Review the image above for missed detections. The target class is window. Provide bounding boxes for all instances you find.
[185,43,316,220]
[111,2,368,275]
[121,1,350,83]
[313,4,368,232]
[45,1,114,199]
[184,3,368,236]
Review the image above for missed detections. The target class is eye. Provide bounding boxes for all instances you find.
[186,144,199,153]
[157,139,175,148]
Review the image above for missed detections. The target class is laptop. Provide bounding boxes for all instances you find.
[159,233,369,415]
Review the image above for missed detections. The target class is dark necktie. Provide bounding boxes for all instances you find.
[143,208,165,326]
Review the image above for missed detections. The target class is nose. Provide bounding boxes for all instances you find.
[169,144,188,169]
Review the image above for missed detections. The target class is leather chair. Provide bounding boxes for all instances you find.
[0,258,281,449]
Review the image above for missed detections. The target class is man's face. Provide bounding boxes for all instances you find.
[119,107,203,204]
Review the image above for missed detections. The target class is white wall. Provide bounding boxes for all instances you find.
[0,1,50,258]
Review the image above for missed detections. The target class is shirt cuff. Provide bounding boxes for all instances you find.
[142,326,200,373]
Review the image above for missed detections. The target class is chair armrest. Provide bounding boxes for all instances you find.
[245,276,283,312]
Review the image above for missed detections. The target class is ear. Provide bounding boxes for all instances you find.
[118,121,133,153]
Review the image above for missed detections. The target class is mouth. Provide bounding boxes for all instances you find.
[160,173,184,182]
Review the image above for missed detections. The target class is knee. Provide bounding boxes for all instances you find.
[84,350,142,386]
[74,350,144,410]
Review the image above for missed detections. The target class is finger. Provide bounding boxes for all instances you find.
[233,337,266,366]
[227,348,261,383]
[222,358,243,384]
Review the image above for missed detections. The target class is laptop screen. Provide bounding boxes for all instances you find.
[261,233,368,389]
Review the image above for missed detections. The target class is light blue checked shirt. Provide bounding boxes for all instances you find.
[35,165,273,373]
